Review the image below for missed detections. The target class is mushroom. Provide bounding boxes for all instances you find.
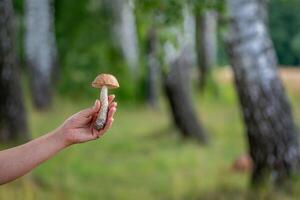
[92,74,119,130]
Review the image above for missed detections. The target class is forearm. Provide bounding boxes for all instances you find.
[0,130,67,185]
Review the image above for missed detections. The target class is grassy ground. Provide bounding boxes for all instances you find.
[0,68,300,200]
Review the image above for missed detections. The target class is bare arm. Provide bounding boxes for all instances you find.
[0,130,66,184]
[0,96,117,185]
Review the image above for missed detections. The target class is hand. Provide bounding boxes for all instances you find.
[56,95,117,146]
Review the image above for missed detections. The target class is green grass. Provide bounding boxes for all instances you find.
[1,81,300,200]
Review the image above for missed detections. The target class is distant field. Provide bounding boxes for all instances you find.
[0,68,300,200]
[217,67,300,91]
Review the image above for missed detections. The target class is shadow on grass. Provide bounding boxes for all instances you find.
[143,125,209,147]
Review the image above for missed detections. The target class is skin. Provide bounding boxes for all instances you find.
[0,95,117,185]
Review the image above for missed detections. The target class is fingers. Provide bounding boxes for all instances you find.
[101,118,114,133]
[99,107,116,134]
[89,99,117,130]
[96,118,114,137]
[67,98,117,143]
[94,106,117,137]
[107,105,117,120]
[78,100,101,117]
[89,98,117,139]
[81,96,114,118]
[108,95,115,105]
[109,102,117,110]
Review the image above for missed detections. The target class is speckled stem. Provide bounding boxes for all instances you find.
[94,86,108,130]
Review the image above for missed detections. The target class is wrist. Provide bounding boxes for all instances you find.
[51,128,72,149]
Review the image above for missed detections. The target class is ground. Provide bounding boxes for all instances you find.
[0,68,300,200]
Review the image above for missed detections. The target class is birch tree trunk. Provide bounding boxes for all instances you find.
[181,5,196,65]
[163,49,208,143]
[195,9,217,90]
[0,0,29,142]
[145,27,159,108]
[111,0,139,78]
[226,0,299,185]
[24,0,58,109]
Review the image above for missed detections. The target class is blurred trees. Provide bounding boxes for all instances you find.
[136,0,184,108]
[49,0,300,102]
[195,9,217,90]
[145,27,159,108]
[164,49,207,143]
[0,0,28,142]
[1,0,300,191]
[24,0,58,109]
[136,1,208,142]
[166,4,207,143]
[110,0,140,78]
[226,0,299,186]
[55,0,138,101]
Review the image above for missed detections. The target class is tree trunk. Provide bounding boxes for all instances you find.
[182,4,196,65]
[0,0,29,142]
[110,0,139,78]
[226,0,299,186]
[163,49,208,143]
[145,27,159,109]
[24,0,58,109]
[195,9,217,90]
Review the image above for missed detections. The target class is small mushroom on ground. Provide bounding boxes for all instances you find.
[231,153,253,173]
[92,74,119,130]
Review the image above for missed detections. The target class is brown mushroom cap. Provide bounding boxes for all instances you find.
[91,74,119,89]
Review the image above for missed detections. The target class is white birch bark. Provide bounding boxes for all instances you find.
[114,0,139,76]
[162,4,207,143]
[226,0,299,185]
[180,4,196,65]
[24,0,57,109]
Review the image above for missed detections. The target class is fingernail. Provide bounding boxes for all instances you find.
[94,100,98,108]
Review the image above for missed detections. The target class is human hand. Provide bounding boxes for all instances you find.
[56,95,117,146]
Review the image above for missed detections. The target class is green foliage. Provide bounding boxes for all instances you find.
[12,0,23,14]
[269,0,300,65]
[136,0,184,26]
[291,33,300,56]
[135,0,184,59]
[54,0,140,102]
[191,0,225,13]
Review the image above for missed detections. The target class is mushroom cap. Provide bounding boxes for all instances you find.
[91,74,119,89]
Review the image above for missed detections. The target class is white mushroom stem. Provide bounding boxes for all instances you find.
[94,86,108,130]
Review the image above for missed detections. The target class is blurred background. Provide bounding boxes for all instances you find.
[1,0,300,199]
